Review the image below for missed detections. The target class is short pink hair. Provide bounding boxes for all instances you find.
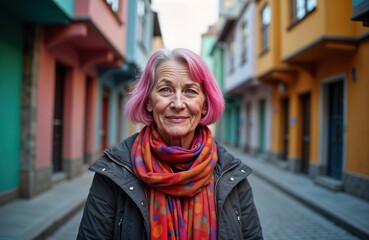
[124,48,224,126]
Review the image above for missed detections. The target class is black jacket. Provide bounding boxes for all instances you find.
[78,134,263,239]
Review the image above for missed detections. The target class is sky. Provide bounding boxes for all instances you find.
[151,0,219,54]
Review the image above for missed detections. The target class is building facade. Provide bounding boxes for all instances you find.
[206,0,369,201]
[0,0,128,204]
[211,0,273,155]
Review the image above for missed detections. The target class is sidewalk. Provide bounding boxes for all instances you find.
[224,145,369,240]
[0,171,93,240]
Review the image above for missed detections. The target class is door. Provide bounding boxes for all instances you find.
[235,105,241,148]
[281,98,289,160]
[327,81,344,179]
[258,99,266,155]
[245,103,252,152]
[101,87,110,153]
[84,76,93,163]
[117,93,123,143]
[300,93,311,173]
[52,64,66,173]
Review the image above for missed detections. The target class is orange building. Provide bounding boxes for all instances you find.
[256,0,369,201]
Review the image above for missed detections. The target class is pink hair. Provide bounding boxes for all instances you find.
[124,48,224,126]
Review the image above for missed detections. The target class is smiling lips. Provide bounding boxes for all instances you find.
[165,115,189,123]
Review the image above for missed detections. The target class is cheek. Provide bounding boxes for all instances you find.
[152,99,170,113]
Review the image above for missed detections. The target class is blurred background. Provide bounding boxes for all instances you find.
[0,0,368,239]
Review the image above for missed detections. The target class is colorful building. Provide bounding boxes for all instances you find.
[96,0,161,153]
[0,0,128,204]
[257,0,369,201]
[210,0,273,154]
[206,0,369,201]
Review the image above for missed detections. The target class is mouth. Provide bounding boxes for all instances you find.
[165,115,189,123]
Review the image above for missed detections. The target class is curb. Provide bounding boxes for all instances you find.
[33,200,86,240]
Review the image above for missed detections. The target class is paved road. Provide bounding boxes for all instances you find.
[47,175,359,240]
[249,175,358,240]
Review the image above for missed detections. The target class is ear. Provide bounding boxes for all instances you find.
[146,99,153,112]
[202,102,208,115]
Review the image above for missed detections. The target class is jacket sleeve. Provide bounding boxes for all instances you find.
[239,178,263,239]
[77,173,118,240]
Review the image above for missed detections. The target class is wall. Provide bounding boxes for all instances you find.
[0,11,22,193]
[280,0,323,59]
[36,30,56,169]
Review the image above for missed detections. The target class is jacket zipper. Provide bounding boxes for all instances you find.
[234,209,241,226]
[104,150,150,238]
[214,164,238,216]
[118,217,123,238]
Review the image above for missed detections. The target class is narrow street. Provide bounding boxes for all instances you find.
[47,175,358,240]
[249,175,358,240]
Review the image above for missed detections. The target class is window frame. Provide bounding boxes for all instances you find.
[260,3,271,54]
[240,20,248,65]
[289,0,316,29]
[228,34,236,74]
[137,0,147,47]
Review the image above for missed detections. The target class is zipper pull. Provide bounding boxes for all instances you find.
[235,210,241,225]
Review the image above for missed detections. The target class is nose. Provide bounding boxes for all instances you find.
[171,93,185,110]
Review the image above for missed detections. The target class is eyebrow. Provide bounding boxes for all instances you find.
[157,79,201,88]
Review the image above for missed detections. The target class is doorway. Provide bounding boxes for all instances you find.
[327,81,344,179]
[84,76,93,163]
[258,99,266,155]
[101,87,110,153]
[245,102,252,153]
[52,63,67,173]
[300,93,311,174]
[281,98,289,160]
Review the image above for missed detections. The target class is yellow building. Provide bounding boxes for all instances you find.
[256,0,369,201]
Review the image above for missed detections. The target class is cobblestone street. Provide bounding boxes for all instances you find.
[47,174,359,240]
[249,175,358,240]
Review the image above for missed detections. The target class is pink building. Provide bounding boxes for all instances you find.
[19,0,127,198]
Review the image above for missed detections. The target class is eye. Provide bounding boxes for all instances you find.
[184,89,198,95]
[158,87,172,94]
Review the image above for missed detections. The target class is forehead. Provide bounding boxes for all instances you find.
[155,60,192,80]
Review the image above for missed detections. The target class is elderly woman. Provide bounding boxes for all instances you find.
[78,48,263,240]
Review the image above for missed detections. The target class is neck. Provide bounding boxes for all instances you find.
[162,132,194,149]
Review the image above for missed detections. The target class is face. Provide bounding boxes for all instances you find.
[146,60,207,148]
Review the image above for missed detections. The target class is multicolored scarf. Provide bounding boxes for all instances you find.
[130,125,218,240]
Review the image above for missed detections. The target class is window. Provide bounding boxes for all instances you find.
[240,21,248,65]
[291,0,316,22]
[106,0,119,12]
[137,0,146,45]
[229,37,235,73]
[261,4,271,52]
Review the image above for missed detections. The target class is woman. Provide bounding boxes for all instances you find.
[78,48,263,240]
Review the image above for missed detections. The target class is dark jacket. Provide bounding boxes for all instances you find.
[78,134,263,240]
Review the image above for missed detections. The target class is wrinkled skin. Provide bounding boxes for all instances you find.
[146,60,207,149]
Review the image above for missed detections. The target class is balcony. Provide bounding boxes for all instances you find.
[44,0,127,69]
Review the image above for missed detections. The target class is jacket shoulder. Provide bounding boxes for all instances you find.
[215,142,252,177]
[89,133,139,171]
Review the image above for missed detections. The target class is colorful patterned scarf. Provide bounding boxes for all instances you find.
[130,125,218,240]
